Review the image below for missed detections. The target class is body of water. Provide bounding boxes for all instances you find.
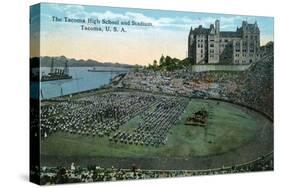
[39,67,127,99]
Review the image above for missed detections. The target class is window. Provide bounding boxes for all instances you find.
[250,43,254,52]
[224,39,228,42]
[210,44,214,47]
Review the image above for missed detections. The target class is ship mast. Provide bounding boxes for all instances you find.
[50,58,54,74]
[64,59,69,75]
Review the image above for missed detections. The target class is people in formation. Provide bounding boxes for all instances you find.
[40,92,188,147]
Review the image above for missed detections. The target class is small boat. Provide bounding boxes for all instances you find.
[88,67,96,72]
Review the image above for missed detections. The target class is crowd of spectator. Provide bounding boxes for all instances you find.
[39,153,273,185]
[121,49,273,118]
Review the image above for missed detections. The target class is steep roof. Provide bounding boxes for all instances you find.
[191,25,210,35]
[245,24,260,32]
[190,20,258,37]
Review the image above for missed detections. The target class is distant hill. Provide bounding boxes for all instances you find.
[30,56,134,68]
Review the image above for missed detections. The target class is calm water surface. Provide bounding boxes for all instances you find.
[39,67,127,99]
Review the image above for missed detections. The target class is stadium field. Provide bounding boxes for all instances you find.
[41,97,273,170]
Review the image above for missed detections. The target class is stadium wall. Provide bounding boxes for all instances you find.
[192,63,253,72]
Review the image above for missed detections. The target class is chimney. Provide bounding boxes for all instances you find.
[215,19,220,34]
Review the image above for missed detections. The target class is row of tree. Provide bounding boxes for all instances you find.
[146,55,192,71]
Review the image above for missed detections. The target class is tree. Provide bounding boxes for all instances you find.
[153,60,157,66]
[148,55,192,71]
[159,55,165,66]
[153,60,158,70]
[133,64,140,72]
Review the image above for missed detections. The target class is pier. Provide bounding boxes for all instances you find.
[88,68,130,73]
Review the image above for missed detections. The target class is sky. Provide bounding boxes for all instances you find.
[30,3,274,66]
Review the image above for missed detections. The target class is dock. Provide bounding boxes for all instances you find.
[88,68,130,73]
